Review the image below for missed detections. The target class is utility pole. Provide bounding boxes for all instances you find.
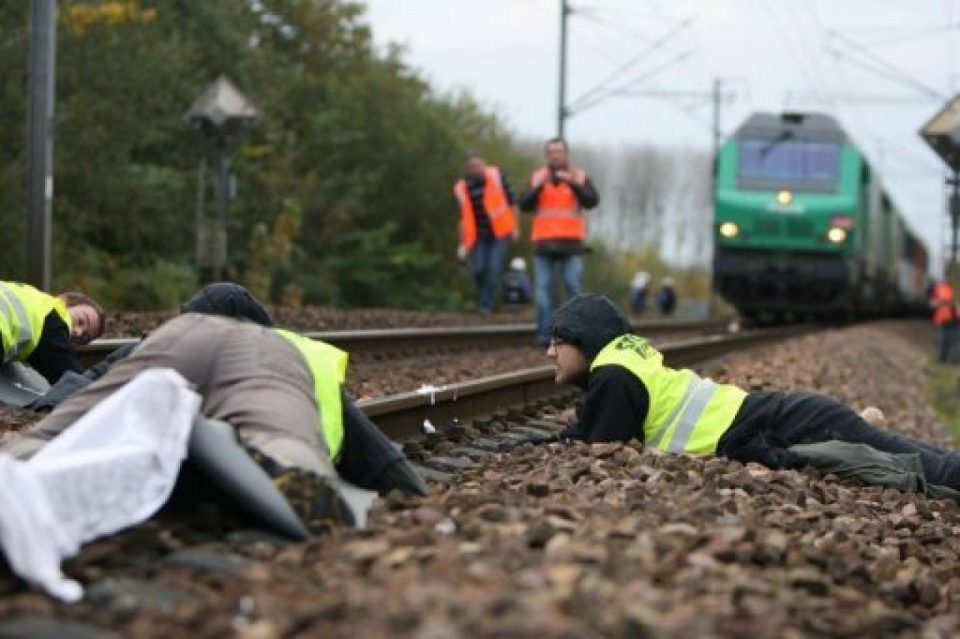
[25,0,57,290]
[711,78,722,165]
[949,171,960,272]
[558,0,571,138]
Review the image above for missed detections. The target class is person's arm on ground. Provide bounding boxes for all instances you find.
[337,390,428,496]
[578,365,649,443]
[30,340,141,412]
[25,312,82,385]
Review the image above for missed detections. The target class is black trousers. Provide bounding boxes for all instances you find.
[716,391,960,489]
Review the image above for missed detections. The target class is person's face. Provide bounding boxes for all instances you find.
[67,304,101,346]
[546,338,589,385]
[545,142,569,170]
[466,157,486,179]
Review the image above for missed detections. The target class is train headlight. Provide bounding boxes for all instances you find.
[719,222,739,238]
[827,227,847,243]
[777,190,793,206]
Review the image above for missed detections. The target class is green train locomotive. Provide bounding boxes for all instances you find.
[713,112,929,321]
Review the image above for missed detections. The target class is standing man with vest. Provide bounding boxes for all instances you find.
[543,293,960,490]
[2,313,427,533]
[519,139,599,345]
[930,277,957,363]
[453,152,519,315]
[0,281,104,384]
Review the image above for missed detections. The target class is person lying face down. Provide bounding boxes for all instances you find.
[9,284,426,518]
[546,293,960,492]
[0,281,104,385]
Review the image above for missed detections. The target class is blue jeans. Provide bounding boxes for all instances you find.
[533,252,584,344]
[469,237,511,313]
[937,324,957,363]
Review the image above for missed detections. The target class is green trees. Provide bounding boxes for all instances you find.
[1,1,531,309]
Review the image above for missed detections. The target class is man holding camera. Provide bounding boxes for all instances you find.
[519,138,599,346]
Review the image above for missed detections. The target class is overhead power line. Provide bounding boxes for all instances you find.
[783,91,939,106]
[569,16,694,111]
[826,30,946,100]
[568,50,693,115]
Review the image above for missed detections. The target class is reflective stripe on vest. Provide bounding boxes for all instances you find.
[0,284,33,362]
[453,166,517,249]
[590,334,746,455]
[273,329,348,462]
[0,281,68,363]
[530,166,587,242]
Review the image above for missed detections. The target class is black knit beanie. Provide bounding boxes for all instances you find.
[180,282,275,327]
[551,293,631,361]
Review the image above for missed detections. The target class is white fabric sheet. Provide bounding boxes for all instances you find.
[0,369,199,602]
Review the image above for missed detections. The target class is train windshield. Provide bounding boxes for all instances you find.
[738,139,840,192]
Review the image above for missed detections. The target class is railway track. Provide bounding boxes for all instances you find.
[76,317,732,368]
[0,323,943,638]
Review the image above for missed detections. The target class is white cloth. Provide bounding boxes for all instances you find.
[0,369,199,602]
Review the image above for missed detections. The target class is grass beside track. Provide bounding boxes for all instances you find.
[924,361,960,441]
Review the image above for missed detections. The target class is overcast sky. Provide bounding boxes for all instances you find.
[364,0,960,269]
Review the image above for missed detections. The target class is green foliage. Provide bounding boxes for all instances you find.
[582,242,713,312]
[54,246,197,310]
[1,0,531,309]
[925,362,960,442]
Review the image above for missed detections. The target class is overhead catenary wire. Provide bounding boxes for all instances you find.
[568,50,694,115]
[826,30,946,100]
[567,16,695,111]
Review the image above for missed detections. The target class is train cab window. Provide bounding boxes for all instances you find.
[738,140,840,192]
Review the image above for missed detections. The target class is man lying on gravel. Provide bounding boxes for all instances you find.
[1,312,427,533]
[21,282,424,500]
[545,293,960,493]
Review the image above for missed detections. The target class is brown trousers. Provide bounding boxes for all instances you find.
[2,314,335,478]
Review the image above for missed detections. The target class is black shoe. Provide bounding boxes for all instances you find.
[375,459,429,496]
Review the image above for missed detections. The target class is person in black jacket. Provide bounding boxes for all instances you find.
[0,284,103,385]
[542,293,960,490]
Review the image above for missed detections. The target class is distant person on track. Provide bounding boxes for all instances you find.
[929,277,957,364]
[629,270,650,315]
[519,138,599,346]
[656,276,677,316]
[10,283,427,508]
[501,257,532,308]
[453,152,519,316]
[0,281,103,385]
[541,293,960,493]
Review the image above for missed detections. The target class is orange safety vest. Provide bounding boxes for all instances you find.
[529,166,588,242]
[453,166,517,250]
[931,281,955,326]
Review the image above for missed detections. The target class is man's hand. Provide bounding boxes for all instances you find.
[511,432,562,447]
[554,169,573,183]
[531,173,547,188]
[456,244,469,261]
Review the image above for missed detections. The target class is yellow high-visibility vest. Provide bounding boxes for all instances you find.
[273,329,347,462]
[590,334,746,454]
[0,281,71,364]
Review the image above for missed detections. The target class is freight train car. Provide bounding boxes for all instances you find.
[712,112,929,321]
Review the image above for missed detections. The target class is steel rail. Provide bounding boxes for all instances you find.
[358,325,812,440]
[77,317,732,368]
